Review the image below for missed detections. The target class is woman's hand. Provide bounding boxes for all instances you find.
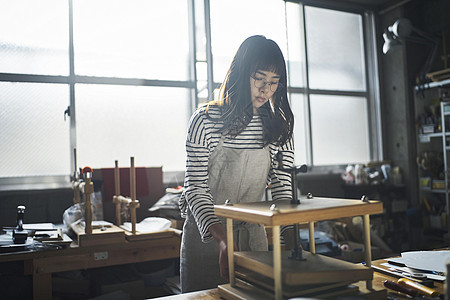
[209,222,237,279]
[218,239,229,278]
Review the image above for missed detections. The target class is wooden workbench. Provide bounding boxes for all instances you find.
[0,229,181,299]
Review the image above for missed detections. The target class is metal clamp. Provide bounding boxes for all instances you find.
[269,204,280,213]
[224,199,233,206]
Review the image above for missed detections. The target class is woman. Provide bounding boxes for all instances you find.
[179,35,295,293]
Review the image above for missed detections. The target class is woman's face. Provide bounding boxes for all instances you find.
[250,70,280,114]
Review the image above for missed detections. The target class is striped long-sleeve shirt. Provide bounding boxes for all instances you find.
[179,105,294,242]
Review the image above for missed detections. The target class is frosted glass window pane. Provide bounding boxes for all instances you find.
[76,85,190,171]
[310,95,369,165]
[0,83,70,177]
[73,0,189,80]
[305,7,366,91]
[210,0,287,83]
[290,93,308,165]
[286,2,306,88]
[0,0,69,75]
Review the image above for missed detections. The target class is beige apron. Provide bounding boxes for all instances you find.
[180,136,271,293]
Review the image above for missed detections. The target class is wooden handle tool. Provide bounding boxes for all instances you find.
[397,278,440,297]
[384,280,418,297]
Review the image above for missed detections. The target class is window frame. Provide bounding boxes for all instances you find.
[282,0,382,171]
[0,0,382,190]
[201,0,382,171]
[0,0,198,191]
[292,2,382,171]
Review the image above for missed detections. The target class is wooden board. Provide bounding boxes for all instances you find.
[214,197,383,226]
[71,223,125,247]
[33,228,72,246]
[219,279,386,300]
[122,228,178,241]
[234,250,372,286]
[427,68,450,82]
[218,279,275,300]
[218,278,359,300]
[235,267,354,298]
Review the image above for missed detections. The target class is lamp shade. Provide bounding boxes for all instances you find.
[382,18,440,85]
[383,29,402,54]
[390,18,413,38]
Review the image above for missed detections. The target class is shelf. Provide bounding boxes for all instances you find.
[414,78,450,91]
[418,132,450,143]
[420,187,449,194]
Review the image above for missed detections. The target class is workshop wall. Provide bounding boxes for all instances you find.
[298,173,346,198]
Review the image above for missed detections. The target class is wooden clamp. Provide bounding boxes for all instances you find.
[113,157,140,234]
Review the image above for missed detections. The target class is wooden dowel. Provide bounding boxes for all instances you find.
[114,160,120,196]
[272,225,282,300]
[130,157,136,201]
[130,157,137,234]
[227,218,235,286]
[84,176,93,234]
[114,160,121,225]
[363,214,373,290]
[309,222,315,254]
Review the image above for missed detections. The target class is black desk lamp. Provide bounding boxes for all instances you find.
[383,18,440,86]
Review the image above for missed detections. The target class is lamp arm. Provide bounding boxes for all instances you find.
[420,40,440,80]
[412,26,439,44]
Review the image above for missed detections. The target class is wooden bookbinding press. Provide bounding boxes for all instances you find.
[214,195,386,300]
[70,157,174,246]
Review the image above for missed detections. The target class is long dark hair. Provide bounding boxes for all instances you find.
[206,35,294,146]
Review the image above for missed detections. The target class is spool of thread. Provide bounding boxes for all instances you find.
[397,278,440,297]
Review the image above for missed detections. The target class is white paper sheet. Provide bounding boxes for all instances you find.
[389,250,450,274]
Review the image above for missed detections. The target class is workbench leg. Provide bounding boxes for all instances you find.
[272,225,282,300]
[34,272,52,300]
[227,218,235,286]
[363,214,373,290]
[309,222,315,254]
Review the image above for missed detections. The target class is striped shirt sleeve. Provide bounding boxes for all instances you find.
[179,108,220,243]
[269,138,295,201]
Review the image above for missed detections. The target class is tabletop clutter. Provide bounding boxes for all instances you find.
[0,156,178,252]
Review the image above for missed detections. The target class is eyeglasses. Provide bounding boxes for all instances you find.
[250,75,281,92]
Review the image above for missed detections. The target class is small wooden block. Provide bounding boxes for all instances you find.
[71,223,125,246]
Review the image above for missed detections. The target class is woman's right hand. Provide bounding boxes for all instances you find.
[209,222,237,279]
[218,239,229,278]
